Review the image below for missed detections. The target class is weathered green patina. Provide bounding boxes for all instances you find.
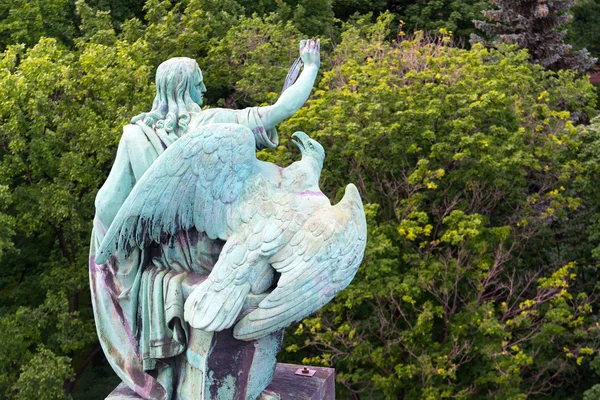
[90,39,367,400]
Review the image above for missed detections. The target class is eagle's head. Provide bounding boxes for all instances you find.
[291,131,325,176]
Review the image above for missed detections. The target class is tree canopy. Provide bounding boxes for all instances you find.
[0,0,599,399]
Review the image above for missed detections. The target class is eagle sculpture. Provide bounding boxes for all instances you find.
[96,123,366,341]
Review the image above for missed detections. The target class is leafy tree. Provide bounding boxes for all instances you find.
[403,0,490,39]
[14,347,74,400]
[332,0,387,20]
[584,385,600,400]
[0,0,74,49]
[571,117,600,399]
[85,0,147,25]
[277,13,599,398]
[290,0,335,37]
[567,0,600,60]
[1,0,600,399]
[0,0,147,52]
[0,34,155,398]
[471,0,597,72]
[205,13,302,107]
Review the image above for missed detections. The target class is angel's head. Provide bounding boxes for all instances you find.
[131,57,206,136]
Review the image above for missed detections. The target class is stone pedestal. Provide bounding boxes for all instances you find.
[107,363,335,400]
[265,363,335,400]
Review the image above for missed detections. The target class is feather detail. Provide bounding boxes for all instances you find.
[233,184,367,341]
[96,123,256,264]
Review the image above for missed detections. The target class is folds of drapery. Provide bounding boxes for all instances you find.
[89,107,277,400]
[138,267,188,371]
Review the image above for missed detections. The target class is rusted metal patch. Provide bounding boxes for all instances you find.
[295,366,316,377]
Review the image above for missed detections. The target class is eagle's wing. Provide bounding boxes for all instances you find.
[184,189,294,331]
[233,184,367,341]
[95,123,257,264]
[183,234,269,331]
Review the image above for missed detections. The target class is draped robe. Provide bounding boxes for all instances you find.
[89,107,278,400]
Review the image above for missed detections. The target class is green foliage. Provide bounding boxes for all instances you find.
[584,384,600,400]
[277,15,598,398]
[14,347,74,400]
[85,0,146,24]
[403,0,490,39]
[75,0,117,45]
[206,14,302,107]
[0,0,74,49]
[0,0,599,398]
[332,0,387,20]
[567,0,600,59]
[290,0,334,37]
[0,0,147,51]
[139,0,244,64]
[0,33,155,398]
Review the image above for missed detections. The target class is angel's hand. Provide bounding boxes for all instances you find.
[299,39,320,69]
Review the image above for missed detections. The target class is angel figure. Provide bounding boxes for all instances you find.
[90,40,321,400]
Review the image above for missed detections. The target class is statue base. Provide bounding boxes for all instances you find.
[106,363,335,400]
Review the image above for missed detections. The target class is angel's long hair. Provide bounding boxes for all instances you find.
[131,57,202,136]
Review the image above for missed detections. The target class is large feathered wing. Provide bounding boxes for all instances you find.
[233,184,367,341]
[183,185,296,331]
[95,123,258,265]
[183,232,274,331]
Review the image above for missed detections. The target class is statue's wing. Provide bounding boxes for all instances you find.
[184,234,270,331]
[184,190,294,331]
[233,184,367,341]
[95,123,257,264]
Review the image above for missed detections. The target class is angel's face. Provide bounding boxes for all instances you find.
[190,67,207,106]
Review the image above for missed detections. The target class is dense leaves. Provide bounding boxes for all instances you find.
[0,0,598,399]
[403,0,489,39]
[567,0,600,59]
[277,15,599,398]
[0,34,155,398]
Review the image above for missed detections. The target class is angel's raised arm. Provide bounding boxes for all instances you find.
[258,39,320,131]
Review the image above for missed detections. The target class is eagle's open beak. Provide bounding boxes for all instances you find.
[291,131,310,153]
